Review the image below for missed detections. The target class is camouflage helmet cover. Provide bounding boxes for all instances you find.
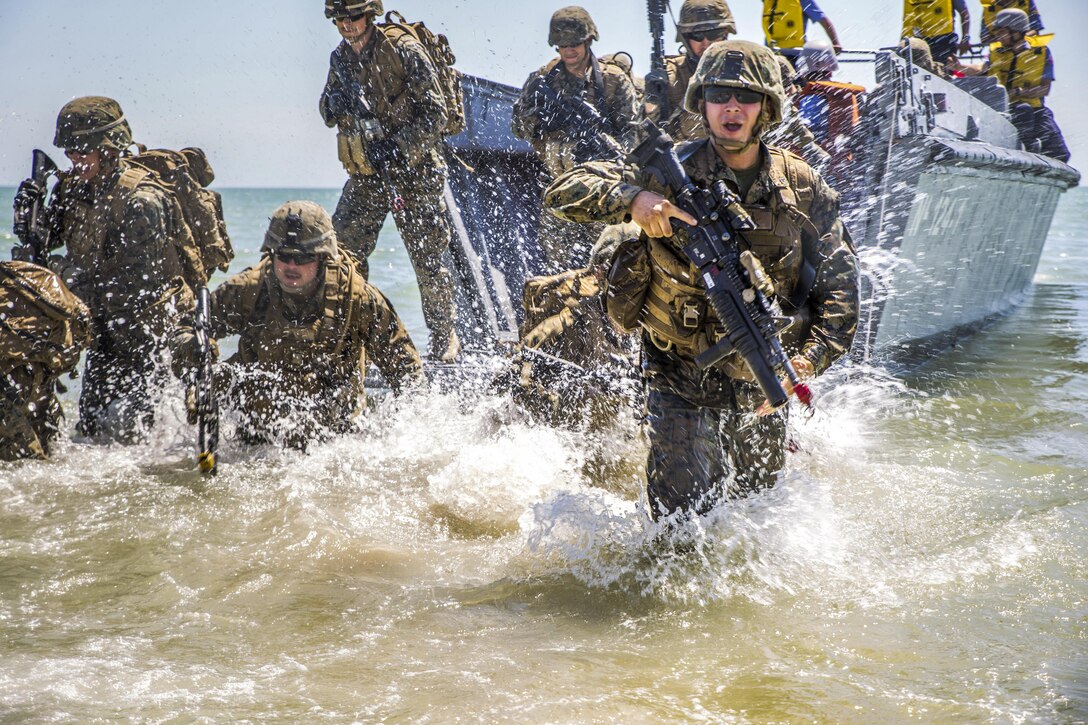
[53,96,133,152]
[675,0,737,42]
[683,40,785,129]
[262,201,340,260]
[991,8,1030,33]
[548,6,599,47]
[776,54,798,87]
[325,0,382,20]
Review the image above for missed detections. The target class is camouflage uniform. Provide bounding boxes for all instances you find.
[512,7,639,274]
[544,41,859,517]
[320,0,459,360]
[38,97,194,442]
[0,262,92,460]
[173,202,423,449]
[644,0,737,143]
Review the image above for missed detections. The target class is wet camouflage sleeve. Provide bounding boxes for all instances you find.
[512,70,549,156]
[799,175,859,376]
[386,37,449,157]
[320,64,343,128]
[543,159,645,225]
[170,267,260,371]
[605,71,640,150]
[358,285,425,395]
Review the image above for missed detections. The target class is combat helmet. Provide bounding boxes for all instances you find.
[325,0,382,20]
[675,0,737,43]
[262,201,340,261]
[683,40,785,130]
[53,96,133,153]
[991,8,1031,33]
[549,6,599,47]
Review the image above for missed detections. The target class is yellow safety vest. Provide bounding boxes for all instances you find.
[902,0,954,39]
[988,40,1050,107]
[763,0,806,50]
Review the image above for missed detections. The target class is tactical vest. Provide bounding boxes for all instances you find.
[988,40,1049,107]
[763,0,806,50]
[982,0,1032,37]
[902,0,954,39]
[50,168,191,294]
[335,24,453,176]
[639,147,821,382]
[232,256,368,420]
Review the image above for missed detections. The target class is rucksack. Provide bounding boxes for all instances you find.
[123,146,235,287]
[380,10,466,137]
[0,261,92,374]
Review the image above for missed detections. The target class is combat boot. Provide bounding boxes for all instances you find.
[430,329,461,363]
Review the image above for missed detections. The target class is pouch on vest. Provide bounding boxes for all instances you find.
[337,132,376,176]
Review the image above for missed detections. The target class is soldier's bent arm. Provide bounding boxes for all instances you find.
[388,39,449,157]
[798,179,860,375]
[319,65,344,128]
[359,286,425,395]
[544,160,646,225]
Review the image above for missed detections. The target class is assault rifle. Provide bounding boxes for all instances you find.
[644,0,670,123]
[329,47,405,212]
[193,286,219,475]
[11,150,60,266]
[527,69,625,163]
[629,120,812,411]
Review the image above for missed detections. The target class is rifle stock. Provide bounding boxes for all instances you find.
[629,120,812,411]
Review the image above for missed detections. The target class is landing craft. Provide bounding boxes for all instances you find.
[435,30,1080,371]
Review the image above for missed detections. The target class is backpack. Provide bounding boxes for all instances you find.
[123,146,235,287]
[0,261,92,374]
[380,10,466,137]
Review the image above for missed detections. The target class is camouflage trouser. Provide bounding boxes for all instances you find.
[77,332,161,443]
[0,365,63,461]
[644,382,786,519]
[537,210,602,276]
[333,158,457,347]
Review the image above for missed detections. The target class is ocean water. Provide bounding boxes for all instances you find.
[0,184,1085,722]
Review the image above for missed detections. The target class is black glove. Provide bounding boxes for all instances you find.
[12,179,45,239]
[324,90,353,120]
[367,138,400,168]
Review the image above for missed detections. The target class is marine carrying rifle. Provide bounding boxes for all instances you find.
[628,120,812,412]
[193,286,219,475]
[526,67,625,163]
[644,0,671,123]
[11,150,60,266]
[329,47,405,212]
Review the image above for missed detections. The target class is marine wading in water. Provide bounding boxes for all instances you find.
[11,0,1075,521]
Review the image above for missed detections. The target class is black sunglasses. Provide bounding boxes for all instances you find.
[333,12,367,24]
[274,250,317,265]
[704,86,765,105]
[684,29,727,43]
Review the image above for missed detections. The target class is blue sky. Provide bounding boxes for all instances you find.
[0,0,1083,187]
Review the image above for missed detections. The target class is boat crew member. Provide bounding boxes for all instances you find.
[0,261,92,461]
[13,97,196,443]
[172,202,424,450]
[901,0,972,65]
[319,0,461,362]
[644,0,737,143]
[543,41,859,518]
[760,0,843,64]
[981,0,1043,44]
[948,8,1069,162]
[512,6,639,274]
